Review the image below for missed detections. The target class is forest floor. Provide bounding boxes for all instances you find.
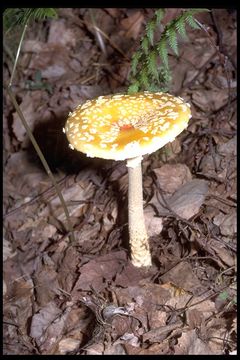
[3,8,237,355]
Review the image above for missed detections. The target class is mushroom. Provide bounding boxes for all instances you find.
[64,91,191,267]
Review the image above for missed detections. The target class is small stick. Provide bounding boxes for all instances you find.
[6,21,75,243]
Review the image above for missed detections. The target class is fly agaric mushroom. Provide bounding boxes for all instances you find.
[64,92,191,267]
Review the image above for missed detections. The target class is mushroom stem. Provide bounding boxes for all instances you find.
[127,156,152,267]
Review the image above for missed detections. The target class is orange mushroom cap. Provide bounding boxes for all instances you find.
[64,91,191,160]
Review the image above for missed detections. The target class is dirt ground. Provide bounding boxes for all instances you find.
[3,8,237,355]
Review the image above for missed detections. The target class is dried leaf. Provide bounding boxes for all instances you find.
[72,251,127,293]
[48,19,76,48]
[12,92,42,143]
[213,210,236,237]
[160,262,205,295]
[144,206,163,236]
[58,338,81,354]
[120,11,144,39]
[174,329,215,355]
[153,164,192,194]
[150,179,208,219]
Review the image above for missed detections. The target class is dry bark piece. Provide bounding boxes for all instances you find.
[64,92,191,267]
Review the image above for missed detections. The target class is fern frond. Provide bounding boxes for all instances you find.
[165,27,178,55]
[159,66,172,84]
[131,51,142,76]
[155,9,165,25]
[185,14,201,29]
[147,50,159,80]
[3,8,57,33]
[147,84,163,92]
[175,16,188,39]
[128,7,210,93]
[157,37,168,68]
[141,36,149,55]
[140,67,150,88]
[146,19,156,46]
[128,81,140,94]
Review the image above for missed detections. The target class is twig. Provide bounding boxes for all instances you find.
[69,12,130,61]
[206,194,236,208]
[89,9,107,57]
[6,22,75,243]
[4,175,70,218]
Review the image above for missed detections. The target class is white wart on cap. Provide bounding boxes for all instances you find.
[64,91,191,160]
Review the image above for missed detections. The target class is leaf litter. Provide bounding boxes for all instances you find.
[3,8,236,355]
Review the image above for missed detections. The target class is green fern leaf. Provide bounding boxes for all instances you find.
[147,50,159,80]
[175,17,188,39]
[155,9,165,24]
[3,8,57,33]
[131,51,142,76]
[128,81,140,94]
[147,83,162,92]
[139,67,150,88]
[146,19,156,46]
[157,37,169,68]
[33,8,58,20]
[141,36,149,55]
[159,66,172,84]
[166,27,178,55]
[186,14,201,29]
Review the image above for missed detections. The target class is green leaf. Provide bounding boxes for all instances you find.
[34,70,42,83]
[157,37,169,68]
[155,9,165,24]
[175,17,188,39]
[128,82,140,94]
[3,8,57,33]
[159,65,172,84]
[139,67,150,88]
[148,83,164,92]
[141,36,149,55]
[218,291,229,301]
[131,51,142,76]
[186,15,201,30]
[166,27,178,55]
[147,50,159,80]
[146,19,156,46]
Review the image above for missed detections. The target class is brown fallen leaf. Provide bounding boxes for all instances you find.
[208,239,235,268]
[33,262,60,307]
[213,210,236,237]
[192,88,229,112]
[174,329,216,355]
[149,179,208,220]
[30,301,71,353]
[124,341,170,355]
[120,11,144,39]
[12,91,42,143]
[153,164,192,195]
[144,206,163,237]
[160,261,205,295]
[72,251,127,294]
[58,338,81,355]
[48,19,76,48]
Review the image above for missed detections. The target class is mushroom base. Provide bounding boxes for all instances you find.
[127,157,152,267]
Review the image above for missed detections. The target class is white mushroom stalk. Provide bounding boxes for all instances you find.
[64,91,191,267]
[127,156,151,267]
